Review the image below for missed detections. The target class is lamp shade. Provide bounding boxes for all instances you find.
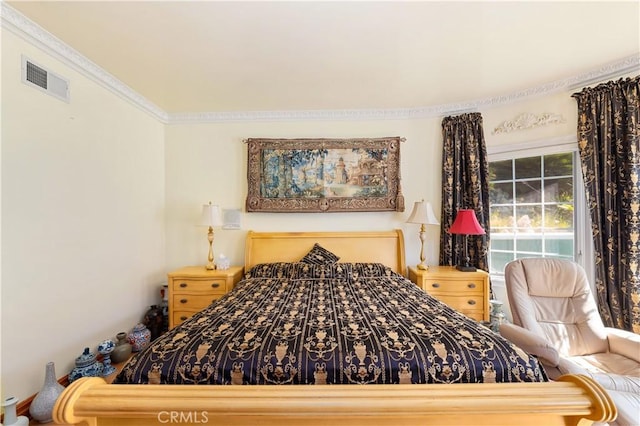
[200,203,223,227]
[449,209,485,235]
[406,200,439,225]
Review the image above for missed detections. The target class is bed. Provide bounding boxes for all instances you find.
[54,230,617,425]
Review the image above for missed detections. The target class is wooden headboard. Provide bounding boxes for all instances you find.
[244,230,406,275]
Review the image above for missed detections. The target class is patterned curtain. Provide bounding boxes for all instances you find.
[439,113,491,274]
[572,76,640,332]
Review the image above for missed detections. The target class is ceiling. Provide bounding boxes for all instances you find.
[5,1,640,115]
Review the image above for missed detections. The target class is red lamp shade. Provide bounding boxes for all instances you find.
[449,209,485,235]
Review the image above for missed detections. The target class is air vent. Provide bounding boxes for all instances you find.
[21,56,70,102]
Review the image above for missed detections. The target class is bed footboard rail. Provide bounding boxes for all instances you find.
[54,374,616,426]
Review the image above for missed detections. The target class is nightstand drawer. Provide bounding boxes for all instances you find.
[465,312,484,322]
[422,279,484,294]
[172,294,223,310]
[171,278,227,294]
[172,310,197,327]
[435,295,485,312]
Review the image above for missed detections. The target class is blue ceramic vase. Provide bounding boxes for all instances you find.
[69,347,103,383]
[128,323,151,352]
[97,339,117,376]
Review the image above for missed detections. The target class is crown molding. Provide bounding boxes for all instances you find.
[2,3,639,125]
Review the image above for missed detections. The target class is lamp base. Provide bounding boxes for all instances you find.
[416,263,429,271]
[205,263,216,271]
[455,265,477,272]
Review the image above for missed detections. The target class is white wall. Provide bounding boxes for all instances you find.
[164,91,581,271]
[1,29,166,400]
[165,119,443,272]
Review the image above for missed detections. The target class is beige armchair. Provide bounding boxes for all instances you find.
[501,258,639,425]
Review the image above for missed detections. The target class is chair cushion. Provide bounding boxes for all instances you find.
[602,389,640,426]
[505,258,609,357]
[559,353,640,377]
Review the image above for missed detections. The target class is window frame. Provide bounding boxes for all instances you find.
[487,136,593,285]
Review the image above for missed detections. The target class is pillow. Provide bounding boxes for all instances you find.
[290,262,352,279]
[245,262,296,279]
[349,262,393,278]
[299,243,340,265]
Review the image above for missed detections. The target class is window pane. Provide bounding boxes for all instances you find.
[489,159,512,181]
[490,182,513,204]
[490,206,514,231]
[490,251,514,274]
[515,253,542,260]
[544,205,573,231]
[544,177,573,203]
[515,157,541,179]
[545,237,574,257]
[516,237,542,253]
[515,205,542,230]
[515,180,541,203]
[544,153,573,177]
[491,238,514,250]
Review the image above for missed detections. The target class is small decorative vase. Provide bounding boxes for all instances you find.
[110,332,133,364]
[489,299,507,332]
[97,339,117,376]
[160,285,169,334]
[143,305,165,341]
[29,362,65,423]
[2,396,29,426]
[128,323,151,352]
[69,347,104,383]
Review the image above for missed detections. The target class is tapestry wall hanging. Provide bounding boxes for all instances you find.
[245,137,405,213]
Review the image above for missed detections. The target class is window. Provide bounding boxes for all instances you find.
[488,140,588,277]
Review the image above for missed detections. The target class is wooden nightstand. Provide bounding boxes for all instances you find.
[408,265,489,322]
[167,266,243,329]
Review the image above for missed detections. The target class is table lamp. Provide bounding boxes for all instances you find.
[449,209,485,272]
[201,201,223,270]
[406,200,440,270]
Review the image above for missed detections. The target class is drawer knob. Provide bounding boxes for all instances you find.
[468,300,476,305]
[180,283,187,288]
[431,283,440,288]
[211,283,220,288]
[467,283,476,289]
[180,316,187,321]
[180,298,188,304]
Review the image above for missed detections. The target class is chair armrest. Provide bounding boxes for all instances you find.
[587,372,640,393]
[606,327,640,363]
[499,322,559,367]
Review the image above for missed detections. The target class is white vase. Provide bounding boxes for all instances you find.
[2,396,29,426]
[29,362,65,423]
[489,299,507,332]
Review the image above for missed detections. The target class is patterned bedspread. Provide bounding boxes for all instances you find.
[114,262,548,385]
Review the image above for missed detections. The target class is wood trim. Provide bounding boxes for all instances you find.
[244,229,406,275]
[53,374,617,426]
